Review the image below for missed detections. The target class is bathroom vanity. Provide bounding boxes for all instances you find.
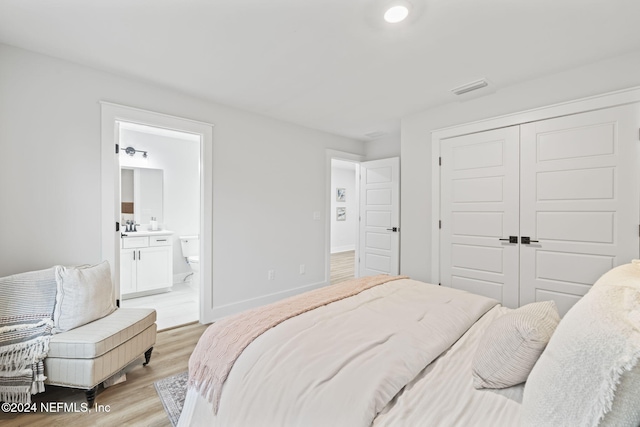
[120,230,173,299]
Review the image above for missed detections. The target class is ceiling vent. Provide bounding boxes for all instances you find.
[451,79,489,96]
[364,130,387,139]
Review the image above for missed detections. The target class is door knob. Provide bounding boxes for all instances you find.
[386,227,399,232]
[499,236,518,244]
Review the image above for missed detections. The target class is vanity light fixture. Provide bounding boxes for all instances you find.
[124,146,148,158]
[384,5,409,23]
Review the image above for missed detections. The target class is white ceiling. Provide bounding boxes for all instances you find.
[1,0,640,141]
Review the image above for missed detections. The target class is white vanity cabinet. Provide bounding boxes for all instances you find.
[120,231,173,299]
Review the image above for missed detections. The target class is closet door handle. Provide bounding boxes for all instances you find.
[138,250,141,260]
[521,236,539,244]
[133,251,136,261]
[499,236,518,244]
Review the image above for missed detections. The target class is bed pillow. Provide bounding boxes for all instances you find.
[521,262,640,427]
[471,300,560,389]
[52,261,116,333]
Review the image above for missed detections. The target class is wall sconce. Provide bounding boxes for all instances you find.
[124,146,148,158]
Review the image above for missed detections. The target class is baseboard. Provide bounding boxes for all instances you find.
[331,245,355,254]
[205,280,329,322]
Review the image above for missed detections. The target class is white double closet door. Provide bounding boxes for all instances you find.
[440,104,640,315]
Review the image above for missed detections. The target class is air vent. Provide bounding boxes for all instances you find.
[364,131,387,139]
[451,79,488,96]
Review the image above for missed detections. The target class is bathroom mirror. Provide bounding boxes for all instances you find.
[121,167,164,226]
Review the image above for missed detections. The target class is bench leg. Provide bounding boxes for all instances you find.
[143,347,154,366]
[85,386,98,408]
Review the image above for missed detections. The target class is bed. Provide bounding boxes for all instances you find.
[178,264,640,427]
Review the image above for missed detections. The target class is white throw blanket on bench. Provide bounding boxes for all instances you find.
[0,268,57,403]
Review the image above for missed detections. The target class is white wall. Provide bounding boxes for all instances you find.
[119,128,200,279]
[330,160,357,253]
[0,43,364,318]
[400,49,640,282]
[364,134,400,161]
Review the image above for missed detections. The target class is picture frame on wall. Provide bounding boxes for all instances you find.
[336,207,346,221]
[336,188,346,202]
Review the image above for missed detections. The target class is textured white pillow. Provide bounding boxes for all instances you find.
[53,261,116,333]
[521,263,640,427]
[471,300,560,389]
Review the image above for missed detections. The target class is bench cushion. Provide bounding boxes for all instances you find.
[45,323,157,388]
[48,308,156,359]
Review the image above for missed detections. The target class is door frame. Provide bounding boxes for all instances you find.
[430,86,640,285]
[100,102,213,322]
[325,149,364,283]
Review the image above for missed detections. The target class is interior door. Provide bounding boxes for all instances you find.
[440,126,520,308]
[519,104,640,315]
[358,157,400,276]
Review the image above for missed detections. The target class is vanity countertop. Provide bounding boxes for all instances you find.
[121,229,173,237]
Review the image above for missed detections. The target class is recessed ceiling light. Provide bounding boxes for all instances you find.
[384,5,409,23]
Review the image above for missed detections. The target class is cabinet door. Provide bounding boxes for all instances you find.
[440,126,520,308]
[520,104,640,315]
[120,249,137,295]
[136,246,172,291]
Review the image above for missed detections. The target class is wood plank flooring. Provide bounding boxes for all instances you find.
[330,250,355,284]
[0,322,208,427]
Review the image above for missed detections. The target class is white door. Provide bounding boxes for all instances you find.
[519,104,640,315]
[358,157,400,276]
[440,126,520,308]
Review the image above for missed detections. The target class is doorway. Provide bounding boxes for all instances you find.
[330,159,359,284]
[100,102,214,328]
[326,152,401,284]
[117,122,201,330]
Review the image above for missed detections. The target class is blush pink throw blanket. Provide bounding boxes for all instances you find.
[188,274,407,413]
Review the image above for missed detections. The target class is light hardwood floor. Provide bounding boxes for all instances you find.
[330,250,355,284]
[0,322,208,427]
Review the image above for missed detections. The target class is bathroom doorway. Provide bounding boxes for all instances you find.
[117,122,201,330]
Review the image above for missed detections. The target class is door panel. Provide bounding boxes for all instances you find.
[359,157,400,276]
[136,246,172,291]
[440,126,520,308]
[519,104,640,315]
[120,248,136,295]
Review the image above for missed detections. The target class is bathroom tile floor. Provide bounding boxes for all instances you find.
[121,281,199,331]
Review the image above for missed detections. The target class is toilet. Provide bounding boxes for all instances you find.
[179,235,199,289]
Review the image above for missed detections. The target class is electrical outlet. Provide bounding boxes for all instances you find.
[313,211,321,221]
[299,264,305,275]
[268,270,275,280]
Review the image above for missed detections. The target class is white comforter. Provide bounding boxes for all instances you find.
[178,279,497,427]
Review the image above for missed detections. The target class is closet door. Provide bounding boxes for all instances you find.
[519,104,640,315]
[440,126,520,308]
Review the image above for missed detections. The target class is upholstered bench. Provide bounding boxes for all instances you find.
[0,262,157,406]
[45,307,157,406]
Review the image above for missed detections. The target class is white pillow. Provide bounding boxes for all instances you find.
[521,263,640,427]
[53,261,116,333]
[471,300,560,389]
